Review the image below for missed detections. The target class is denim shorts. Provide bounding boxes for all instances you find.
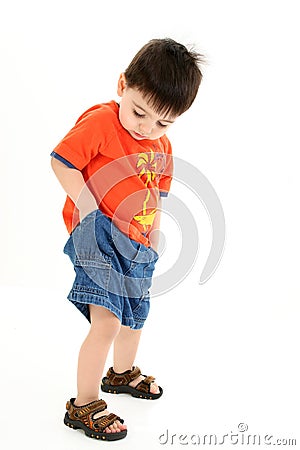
[63,209,159,329]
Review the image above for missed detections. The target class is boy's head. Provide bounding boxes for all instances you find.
[117,38,204,141]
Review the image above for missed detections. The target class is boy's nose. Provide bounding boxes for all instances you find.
[139,121,154,136]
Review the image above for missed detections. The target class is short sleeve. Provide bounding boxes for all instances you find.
[50,151,77,168]
[51,105,115,170]
[158,137,173,197]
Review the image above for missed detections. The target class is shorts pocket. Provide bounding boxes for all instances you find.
[131,294,150,321]
[72,210,112,264]
[73,253,111,293]
[141,262,155,296]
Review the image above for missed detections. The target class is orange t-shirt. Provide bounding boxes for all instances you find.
[52,101,173,247]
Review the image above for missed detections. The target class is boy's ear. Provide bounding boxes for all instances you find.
[117,73,127,96]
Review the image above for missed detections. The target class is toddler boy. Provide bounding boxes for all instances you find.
[51,38,203,441]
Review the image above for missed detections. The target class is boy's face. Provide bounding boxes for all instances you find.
[117,74,177,141]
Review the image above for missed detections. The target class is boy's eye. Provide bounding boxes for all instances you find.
[133,108,169,129]
[133,109,145,118]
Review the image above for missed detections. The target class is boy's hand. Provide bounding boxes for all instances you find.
[79,203,98,223]
[77,188,98,223]
[51,157,98,224]
[147,198,162,253]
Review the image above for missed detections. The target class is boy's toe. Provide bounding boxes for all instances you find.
[150,382,160,394]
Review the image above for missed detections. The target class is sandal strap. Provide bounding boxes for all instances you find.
[135,375,156,393]
[94,413,122,432]
[66,398,107,419]
[143,375,156,385]
[106,366,141,385]
[66,398,124,433]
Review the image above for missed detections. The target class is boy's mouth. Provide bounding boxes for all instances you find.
[132,131,149,140]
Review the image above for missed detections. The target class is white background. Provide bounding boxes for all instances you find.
[0,0,299,449]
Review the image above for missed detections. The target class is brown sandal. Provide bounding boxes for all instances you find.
[64,398,127,441]
[101,366,163,400]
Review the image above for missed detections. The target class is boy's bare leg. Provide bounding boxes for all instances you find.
[75,305,127,433]
[113,326,160,394]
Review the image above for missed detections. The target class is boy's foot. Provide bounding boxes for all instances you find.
[101,366,163,399]
[64,398,127,440]
[129,373,160,395]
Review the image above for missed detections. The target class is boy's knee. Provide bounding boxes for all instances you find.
[89,305,121,338]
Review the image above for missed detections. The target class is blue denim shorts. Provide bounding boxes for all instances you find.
[63,209,159,329]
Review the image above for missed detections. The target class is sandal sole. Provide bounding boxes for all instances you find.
[64,413,127,441]
[101,378,163,400]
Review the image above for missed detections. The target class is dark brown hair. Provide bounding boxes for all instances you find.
[124,38,204,118]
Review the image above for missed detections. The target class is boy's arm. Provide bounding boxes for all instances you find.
[51,157,98,221]
[148,197,162,253]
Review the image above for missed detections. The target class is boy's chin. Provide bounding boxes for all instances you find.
[130,130,150,140]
